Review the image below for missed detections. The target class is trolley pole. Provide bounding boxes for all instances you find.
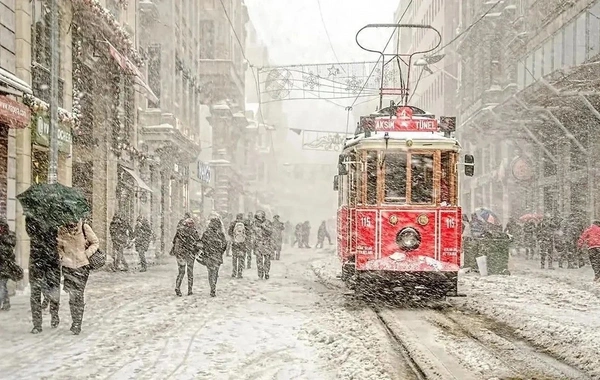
[48,0,60,184]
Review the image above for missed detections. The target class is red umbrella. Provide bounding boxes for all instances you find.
[519,213,543,223]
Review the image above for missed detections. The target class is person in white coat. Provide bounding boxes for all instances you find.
[57,220,99,335]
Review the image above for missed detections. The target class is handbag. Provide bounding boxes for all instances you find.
[83,224,106,270]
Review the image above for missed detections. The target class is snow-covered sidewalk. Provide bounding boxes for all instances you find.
[0,248,403,380]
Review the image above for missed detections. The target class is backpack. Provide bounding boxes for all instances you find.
[233,222,246,243]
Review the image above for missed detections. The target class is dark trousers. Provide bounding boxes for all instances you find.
[274,243,282,260]
[137,247,148,271]
[176,255,195,293]
[246,243,253,269]
[113,243,129,270]
[30,265,61,329]
[207,265,219,295]
[540,242,553,268]
[256,252,271,278]
[589,248,600,280]
[63,266,90,328]
[0,278,9,310]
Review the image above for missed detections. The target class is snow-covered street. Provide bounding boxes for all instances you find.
[0,248,409,380]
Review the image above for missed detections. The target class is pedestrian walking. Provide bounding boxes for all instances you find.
[245,212,255,269]
[292,223,303,248]
[301,221,311,248]
[171,214,200,296]
[26,215,61,334]
[316,220,332,249]
[522,220,537,260]
[133,216,152,272]
[57,220,99,335]
[577,220,600,282]
[538,217,554,269]
[199,218,227,297]
[228,213,248,278]
[0,218,22,311]
[109,213,132,271]
[253,210,273,279]
[272,215,285,260]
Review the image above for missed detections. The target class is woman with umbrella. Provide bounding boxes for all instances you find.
[18,182,91,334]
[57,219,99,335]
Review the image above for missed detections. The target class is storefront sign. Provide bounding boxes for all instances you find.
[198,161,211,183]
[0,95,31,129]
[34,116,72,153]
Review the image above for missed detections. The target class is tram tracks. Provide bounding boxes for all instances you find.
[370,304,590,380]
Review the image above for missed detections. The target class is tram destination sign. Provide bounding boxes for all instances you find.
[373,117,438,132]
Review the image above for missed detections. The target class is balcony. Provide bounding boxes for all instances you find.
[198,59,244,100]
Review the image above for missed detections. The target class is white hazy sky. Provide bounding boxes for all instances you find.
[245,0,398,163]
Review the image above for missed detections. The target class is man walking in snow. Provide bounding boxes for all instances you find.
[271,215,285,260]
[253,211,273,279]
[245,212,255,269]
[228,213,248,278]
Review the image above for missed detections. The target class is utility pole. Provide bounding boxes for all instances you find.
[48,0,59,184]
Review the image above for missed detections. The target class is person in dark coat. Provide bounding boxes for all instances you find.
[301,221,311,248]
[522,220,537,260]
[0,218,21,311]
[504,217,521,255]
[199,218,227,296]
[253,210,273,279]
[245,212,255,269]
[26,216,61,334]
[228,213,248,278]
[538,217,554,269]
[271,215,285,260]
[170,215,200,296]
[292,223,303,248]
[316,221,332,249]
[110,213,132,271]
[133,216,153,272]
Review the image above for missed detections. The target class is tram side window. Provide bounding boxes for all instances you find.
[441,152,452,205]
[384,153,407,202]
[349,153,358,206]
[411,154,434,204]
[366,151,378,205]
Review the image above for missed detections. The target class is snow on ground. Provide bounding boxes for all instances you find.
[0,247,403,380]
[455,255,600,379]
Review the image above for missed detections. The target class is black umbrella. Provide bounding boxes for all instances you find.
[17,183,90,228]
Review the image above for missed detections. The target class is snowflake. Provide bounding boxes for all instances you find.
[346,76,362,94]
[303,72,320,90]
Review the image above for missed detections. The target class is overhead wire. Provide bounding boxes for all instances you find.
[218,0,276,162]
[316,0,347,73]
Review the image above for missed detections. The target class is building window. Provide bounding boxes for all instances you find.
[32,8,64,107]
[200,21,215,59]
[553,30,563,71]
[147,44,161,108]
[589,4,600,58]
[575,12,587,64]
[564,21,575,68]
[534,47,543,80]
[543,39,553,76]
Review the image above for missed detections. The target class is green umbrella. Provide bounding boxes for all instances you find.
[17,183,90,228]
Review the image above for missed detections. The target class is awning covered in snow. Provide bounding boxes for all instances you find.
[122,167,153,192]
[107,41,159,104]
[0,67,32,95]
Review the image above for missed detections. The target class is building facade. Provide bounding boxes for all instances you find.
[458,0,600,227]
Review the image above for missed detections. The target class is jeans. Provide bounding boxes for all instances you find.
[231,245,245,277]
[137,247,148,271]
[0,278,9,310]
[113,243,129,270]
[63,266,90,328]
[30,265,61,329]
[207,265,219,295]
[176,255,195,294]
[256,252,271,278]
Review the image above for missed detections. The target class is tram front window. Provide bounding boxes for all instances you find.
[384,153,407,202]
[411,153,434,204]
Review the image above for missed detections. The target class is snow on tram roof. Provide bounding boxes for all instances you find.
[344,131,460,150]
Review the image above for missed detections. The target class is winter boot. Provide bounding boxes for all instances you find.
[1,299,10,311]
[31,326,42,334]
[175,288,182,297]
[51,313,60,328]
[70,303,84,335]
[265,274,270,280]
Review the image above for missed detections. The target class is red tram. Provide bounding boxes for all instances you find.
[333,24,475,297]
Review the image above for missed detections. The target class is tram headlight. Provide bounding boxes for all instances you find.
[396,227,421,251]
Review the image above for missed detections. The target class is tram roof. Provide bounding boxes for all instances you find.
[343,131,461,151]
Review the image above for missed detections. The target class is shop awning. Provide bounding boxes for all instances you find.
[107,41,159,104]
[122,167,153,192]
